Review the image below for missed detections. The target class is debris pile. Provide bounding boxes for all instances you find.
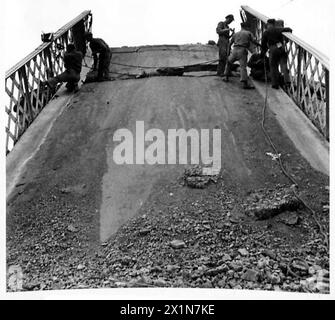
[182,165,220,189]
[243,186,302,220]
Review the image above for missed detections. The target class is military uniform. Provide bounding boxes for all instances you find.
[261,25,292,88]
[47,47,83,92]
[89,38,112,80]
[216,21,231,76]
[224,28,256,87]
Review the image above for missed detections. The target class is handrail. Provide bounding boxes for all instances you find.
[6,11,92,78]
[5,11,92,154]
[241,5,329,70]
[241,5,329,140]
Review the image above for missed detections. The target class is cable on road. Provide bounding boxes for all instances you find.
[261,59,329,253]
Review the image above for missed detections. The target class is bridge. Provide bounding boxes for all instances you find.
[6,7,329,292]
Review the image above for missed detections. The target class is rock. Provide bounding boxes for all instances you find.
[166,265,179,273]
[7,265,23,291]
[229,262,243,272]
[23,281,40,291]
[77,264,85,270]
[154,278,167,287]
[269,273,281,285]
[261,249,276,260]
[291,259,309,274]
[242,269,259,282]
[67,224,78,233]
[221,254,232,262]
[282,213,300,226]
[115,282,127,287]
[233,285,243,290]
[238,248,249,256]
[201,280,213,288]
[257,257,270,269]
[308,265,322,275]
[227,270,234,278]
[204,265,228,276]
[217,278,227,288]
[139,228,151,236]
[170,240,186,249]
[150,266,162,273]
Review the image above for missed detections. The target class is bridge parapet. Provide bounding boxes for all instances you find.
[241,5,329,140]
[5,11,92,154]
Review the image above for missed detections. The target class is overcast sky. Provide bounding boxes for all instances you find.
[3,0,333,70]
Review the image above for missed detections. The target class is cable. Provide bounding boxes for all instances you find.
[109,59,219,70]
[261,59,329,252]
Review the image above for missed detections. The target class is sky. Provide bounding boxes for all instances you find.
[2,0,333,71]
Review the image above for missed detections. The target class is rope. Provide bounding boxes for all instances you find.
[109,59,219,70]
[261,59,329,252]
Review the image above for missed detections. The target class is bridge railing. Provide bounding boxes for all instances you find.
[5,11,93,155]
[241,5,330,140]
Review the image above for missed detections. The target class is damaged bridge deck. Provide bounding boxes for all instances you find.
[6,44,329,291]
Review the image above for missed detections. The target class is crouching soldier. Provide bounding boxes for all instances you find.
[46,43,83,92]
[84,32,111,81]
[247,53,271,82]
[223,22,259,89]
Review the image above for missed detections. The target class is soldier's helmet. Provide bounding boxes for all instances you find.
[225,14,234,21]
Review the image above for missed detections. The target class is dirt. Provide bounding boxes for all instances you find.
[6,44,329,293]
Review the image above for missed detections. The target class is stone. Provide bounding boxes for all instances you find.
[270,273,281,285]
[139,228,151,236]
[242,269,259,282]
[282,213,300,226]
[262,249,276,260]
[291,259,309,274]
[221,254,232,262]
[154,278,167,287]
[205,265,228,276]
[238,248,249,256]
[77,264,85,270]
[229,262,243,272]
[166,265,179,273]
[67,224,78,233]
[217,278,227,288]
[170,240,186,249]
[308,265,322,275]
[257,257,270,269]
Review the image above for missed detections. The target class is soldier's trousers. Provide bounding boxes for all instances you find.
[224,47,248,82]
[98,50,112,79]
[268,45,290,87]
[217,38,229,76]
[52,69,80,91]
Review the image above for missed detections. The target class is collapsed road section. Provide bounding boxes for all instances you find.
[6,42,329,293]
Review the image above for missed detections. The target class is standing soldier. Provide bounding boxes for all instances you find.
[223,22,259,89]
[216,14,235,77]
[85,32,112,82]
[261,19,292,89]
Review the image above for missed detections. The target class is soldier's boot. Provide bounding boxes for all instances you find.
[242,80,255,90]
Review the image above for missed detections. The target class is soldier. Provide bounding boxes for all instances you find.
[84,32,111,81]
[216,14,235,77]
[46,43,83,92]
[261,19,292,89]
[223,22,259,89]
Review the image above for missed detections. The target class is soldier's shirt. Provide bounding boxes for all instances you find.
[64,50,83,74]
[261,27,292,51]
[216,21,230,39]
[231,29,256,48]
[89,38,110,54]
